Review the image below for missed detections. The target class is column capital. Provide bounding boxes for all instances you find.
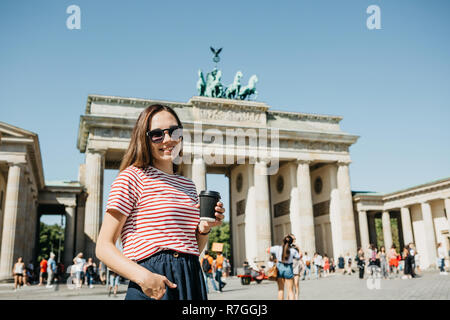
[6,161,26,167]
[337,160,352,166]
[256,157,270,165]
[296,158,312,165]
[193,153,204,161]
[86,148,106,156]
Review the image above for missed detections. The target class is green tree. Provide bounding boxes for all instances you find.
[374,217,401,250]
[38,222,64,263]
[208,221,230,258]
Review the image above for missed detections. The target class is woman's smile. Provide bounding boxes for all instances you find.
[159,146,174,153]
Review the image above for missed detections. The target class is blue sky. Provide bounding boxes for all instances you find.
[1,1,449,225]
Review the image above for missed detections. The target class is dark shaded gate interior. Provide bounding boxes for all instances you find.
[367,211,405,250]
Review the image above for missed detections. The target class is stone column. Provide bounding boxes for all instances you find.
[444,198,450,232]
[14,176,29,259]
[358,210,370,251]
[0,163,24,281]
[329,165,342,260]
[246,159,271,264]
[337,162,357,256]
[23,186,34,262]
[75,197,86,256]
[191,155,206,194]
[290,160,315,255]
[84,149,105,260]
[421,201,437,269]
[64,204,76,268]
[400,207,414,245]
[381,211,393,250]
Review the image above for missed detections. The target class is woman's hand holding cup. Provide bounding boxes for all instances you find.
[195,201,225,233]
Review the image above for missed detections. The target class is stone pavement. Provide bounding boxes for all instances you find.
[0,270,448,300]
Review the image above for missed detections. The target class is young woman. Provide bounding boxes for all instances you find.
[388,244,399,277]
[402,246,412,279]
[73,252,85,288]
[268,234,300,300]
[96,104,225,300]
[85,258,97,288]
[368,244,378,276]
[356,248,365,279]
[323,254,330,277]
[379,246,389,279]
[108,269,121,297]
[12,257,25,291]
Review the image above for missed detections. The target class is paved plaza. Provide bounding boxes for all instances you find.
[0,270,448,300]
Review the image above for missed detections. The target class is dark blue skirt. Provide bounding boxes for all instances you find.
[125,250,208,300]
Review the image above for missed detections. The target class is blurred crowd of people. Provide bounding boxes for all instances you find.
[265,233,449,300]
[11,251,122,296]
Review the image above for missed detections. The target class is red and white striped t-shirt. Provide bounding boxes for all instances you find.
[106,165,200,261]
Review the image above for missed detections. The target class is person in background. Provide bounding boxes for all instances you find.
[356,249,365,279]
[12,257,25,291]
[313,253,323,279]
[344,252,354,275]
[39,257,47,286]
[56,262,66,283]
[213,251,226,292]
[24,260,33,286]
[99,261,107,285]
[388,244,399,278]
[73,252,86,289]
[301,252,311,280]
[367,245,378,276]
[267,254,276,270]
[221,257,229,279]
[46,253,57,288]
[409,243,416,274]
[288,233,302,300]
[437,242,447,275]
[108,269,121,297]
[85,257,97,288]
[323,254,330,277]
[201,250,218,293]
[338,254,345,274]
[226,258,232,277]
[268,234,300,300]
[402,246,413,279]
[414,251,422,274]
[329,258,336,274]
[379,246,389,279]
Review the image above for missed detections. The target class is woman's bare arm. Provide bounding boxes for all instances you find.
[95,209,176,299]
[96,209,151,284]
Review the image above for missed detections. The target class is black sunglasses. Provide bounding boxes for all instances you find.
[146,125,183,143]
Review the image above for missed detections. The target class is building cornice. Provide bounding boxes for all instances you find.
[353,177,450,210]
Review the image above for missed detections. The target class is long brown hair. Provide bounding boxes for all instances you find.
[119,104,183,173]
[282,235,293,261]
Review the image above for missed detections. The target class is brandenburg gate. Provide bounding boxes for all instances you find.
[76,94,360,268]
